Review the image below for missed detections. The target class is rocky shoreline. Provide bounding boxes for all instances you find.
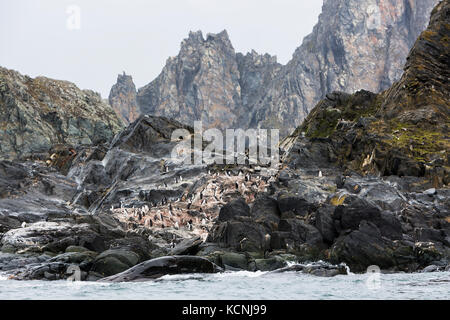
[0,1,449,282]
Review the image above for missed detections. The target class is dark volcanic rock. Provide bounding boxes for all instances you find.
[207,218,269,252]
[269,261,348,277]
[170,236,203,256]
[91,248,140,277]
[217,198,251,222]
[99,256,221,282]
[315,205,337,244]
[329,221,398,272]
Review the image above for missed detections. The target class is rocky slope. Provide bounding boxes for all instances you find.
[0,1,448,282]
[0,67,124,160]
[111,0,437,135]
[109,72,139,124]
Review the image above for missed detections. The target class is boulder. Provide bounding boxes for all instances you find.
[251,195,280,229]
[268,261,348,277]
[277,195,315,217]
[100,256,221,282]
[315,204,337,244]
[217,198,250,222]
[220,252,249,270]
[170,236,203,255]
[329,220,397,272]
[254,256,287,271]
[207,218,269,252]
[91,249,140,277]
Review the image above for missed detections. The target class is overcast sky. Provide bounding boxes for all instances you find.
[0,0,323,98]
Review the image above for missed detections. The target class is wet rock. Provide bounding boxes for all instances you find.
[0,214,126,254]
[269,261,348,277]
[250,195,280,229]
[100,256,221,282]
[415,228,445,243]
[220,252,249,270]
[332,195,402,240]
[330,221,398,272]
[277,218,323,247]
[421,265,441,273]
[254,256,287,271]
[65,246,90,253]
[335,175,346,189]
[91,249,140,277]
[9,262,74,280]
[48,250,98,272]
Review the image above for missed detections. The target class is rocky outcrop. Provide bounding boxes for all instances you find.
[197,0,449,273]
[100,256,221,282]
[0,67,124,160]
[269,0,449,272]
[137,30,244,129]
[108,72,139,124]
[136,31,282,130]
[289,0,449,185]
[0,1,447,279]
[251,0,439,135]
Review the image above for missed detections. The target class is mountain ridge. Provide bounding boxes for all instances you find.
[110,0,439,135]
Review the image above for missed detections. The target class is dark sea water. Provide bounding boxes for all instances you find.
[1,270,449,300]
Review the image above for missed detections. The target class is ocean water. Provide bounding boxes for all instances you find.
[1,271,449,300]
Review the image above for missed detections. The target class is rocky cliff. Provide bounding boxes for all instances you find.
[252,0,439,135]
[108,72,139,124]
[136,30,277,129]
[0,1,448,282]
[112,0,437,135]
[288,0,449,185]
[269,0,449,271]
[0,67,124,160]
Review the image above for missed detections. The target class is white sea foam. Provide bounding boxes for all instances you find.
[344,264,354,275]
[214,270,267,278]
[157,273,206,281]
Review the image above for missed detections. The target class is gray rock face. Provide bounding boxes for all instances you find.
[251,0,439,135]
[0,67,124,160]
[113,0,436,136]
[136,31,279,130]
[108,72,139,124]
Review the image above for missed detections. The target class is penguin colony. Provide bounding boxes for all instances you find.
[111,167,273,237]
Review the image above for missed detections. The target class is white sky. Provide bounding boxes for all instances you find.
[0,0,323,98]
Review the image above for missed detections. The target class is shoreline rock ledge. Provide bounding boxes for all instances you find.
[99,256,222,282]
